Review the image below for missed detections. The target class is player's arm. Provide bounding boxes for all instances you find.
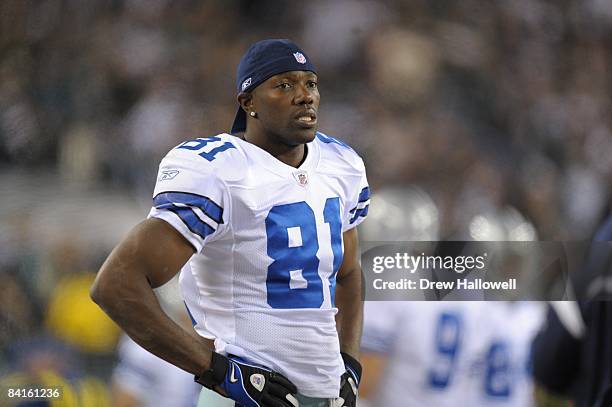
[92,218,298,407]
[335,227,364,406]
[336,227,363,358]
[90,218,215,376]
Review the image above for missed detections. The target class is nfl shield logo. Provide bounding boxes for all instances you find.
[250,373,266,392]
[293,170,309,187]
[293,52,307,64]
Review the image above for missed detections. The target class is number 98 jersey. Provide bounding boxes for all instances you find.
[148,132,369,398]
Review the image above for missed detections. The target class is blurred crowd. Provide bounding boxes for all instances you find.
[1,0,611,405]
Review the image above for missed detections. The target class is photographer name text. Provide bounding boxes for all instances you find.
[372,278,516,291]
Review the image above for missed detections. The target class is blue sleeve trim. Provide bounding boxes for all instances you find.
[154,191,223,224]
[361,330,396,354]
[165,206,216,240]
[349,205,369,224]
[350,187,371,214]
[357,186,370,203]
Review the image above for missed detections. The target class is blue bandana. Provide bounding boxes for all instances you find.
[230,39,317,134]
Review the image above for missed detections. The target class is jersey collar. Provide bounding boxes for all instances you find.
[228,134,320,177]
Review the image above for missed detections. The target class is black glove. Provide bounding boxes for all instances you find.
[195,352,299,407]
[336,352,362,407]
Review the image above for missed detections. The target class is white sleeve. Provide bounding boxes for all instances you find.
[343,160,370,231]
[147,151,230,253]
[361,302,401,354]
[111,336,157,400]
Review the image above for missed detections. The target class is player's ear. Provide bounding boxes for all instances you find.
[237,92,253,112]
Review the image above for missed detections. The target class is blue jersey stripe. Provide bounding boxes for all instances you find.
[154,191,223,224]
[358,186,370,203]
[349,186,370,214]
[349,204,369,224]
[165,205,216,240]
[349,203,367,214]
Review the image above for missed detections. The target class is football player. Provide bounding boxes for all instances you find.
[112,335,201,407]
[111,277,201,407]
[465,302,545,407]
[91,39,369,407]
[359,301,544,407]
[358,188,544,407]
[359,301,486,406]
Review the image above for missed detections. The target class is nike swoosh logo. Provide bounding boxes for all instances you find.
[230,364,238,383]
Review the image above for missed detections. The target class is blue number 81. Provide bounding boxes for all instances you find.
[265,198,343,309]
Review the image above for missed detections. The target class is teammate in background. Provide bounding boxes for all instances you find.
[358,301,485,406]
[112,335,200,407]
[465,302,544,406]
[91,39,368,407]
[111,277,200,407]
[359,301,544,407]
[358,187,544,407]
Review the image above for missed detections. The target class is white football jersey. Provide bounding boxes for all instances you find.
[113,335,200,407]
[360,302,544,407]
[360,302,487,406]
[148,132,369,398]
[465,302,545,407]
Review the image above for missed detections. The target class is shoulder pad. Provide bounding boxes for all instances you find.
[316,132,365,174]
[163,134,245,181]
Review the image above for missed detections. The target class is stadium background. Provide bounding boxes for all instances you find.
[0,0,611,405]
